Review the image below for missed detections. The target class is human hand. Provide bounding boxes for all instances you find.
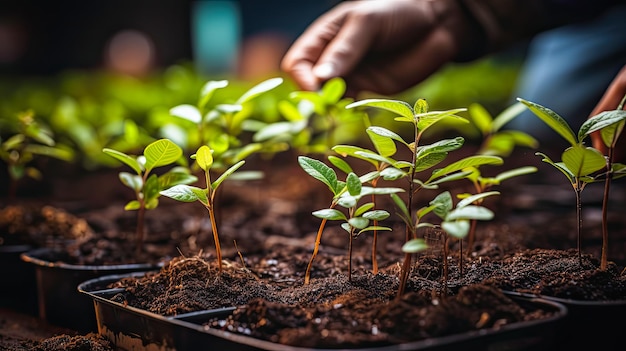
[589,64,626,161]
[280,0,481,97]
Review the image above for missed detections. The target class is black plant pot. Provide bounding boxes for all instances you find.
[79,273,568,351]
[20,247,162,333]
[504,291,625,350]
[0,244,38,316]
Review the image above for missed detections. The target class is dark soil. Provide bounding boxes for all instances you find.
[1,149,626,350]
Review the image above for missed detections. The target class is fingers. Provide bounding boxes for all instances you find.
[589,64,626,154]
[280,3,353,91]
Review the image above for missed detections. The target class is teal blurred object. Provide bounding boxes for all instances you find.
[192,1,241,76]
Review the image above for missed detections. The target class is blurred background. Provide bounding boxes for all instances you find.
[0,0,340,79]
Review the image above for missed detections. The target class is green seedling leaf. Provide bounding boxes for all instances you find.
[312,208,346,220]
[601,120,625,147]
[298,156,339,194]
[348,217,369,230]
[161,185,208,205]
[199,80,229,109]
[355,203,375,217]
[425,170,473,187]
[367,126,408,149]
[328,155,354,174]
[391,193,411,223]
[456,191,500,208]
[430,191,453,219]
[491,102,527,132]
[354,150,396,166]
[579,110,626,140]
[442,220,471,239]
[535,152,575,182]
[447,205,494,221]
[2,134,25,150]
[359,171,380,184]
[170,104,202,124]
[415,109,467,132]
[379,167,406,181]
[212,160,245,190]
[119,172,142,192]
[517,98,577,146]
[320,77,345,103]
[195,145,213,171]
[23,144,74,162]
[468,103,492,135]
[562,145,606,178]
[495,166,538,182]
[358,226,392,235]
[144,139,183,172]
[103,148,142,174]
[402,238,429,253]
[237,77,283,104]
[361,186,405,196]
[143,174,160,203]
[158,171,198,190]
[338,195,358,208]
[430,155,503,181]
[362,210,390,221]
[125,200,141,211]
[346,99,414,120]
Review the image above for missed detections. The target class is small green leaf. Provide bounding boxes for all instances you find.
[362,210,390,221]
[562,145,606,178]
[442,220,471,239]
[346,99,414,120]
[402,238,429,253]
[103,148,143,174]
[517,98,577,146]
[468,103,493,135]
[346,172,362,196]
[298,156,339,195]
[355,203,375,217]
[328,155,353,174]
[212,160,245,190]
[198,80,229,109]
[124,200,141,211]
[456,191,500,208]
[312,208,346,220]
[320,77,346,103]
[430,191,453,219]
[430,155,503,181]
[579,110,626,141]
[144,174,160,203]
[170,104,202,124]
[348,217,369,230]
[119,172,142,191]
[159,171,198,190]
[160,184,207,205]
[446,205,494,221]
[144,139,183,172]
[237,77,283,104]
[491,102,527,132]
[379,167,406,181]
[195,145,213,171]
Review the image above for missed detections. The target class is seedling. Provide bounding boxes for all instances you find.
[467,102,538,157]
[311,171,403,281]
[518,97,626,265]
[254,77,367,155]
[1,110,74,201]
[345,98,503,297]
[428,190,497,285]
[169,77,286,169]
[459,165,537,256]
[330,128,406,275]
[160,145,246,273]
[578,94,626,270]
[103,138,196,255]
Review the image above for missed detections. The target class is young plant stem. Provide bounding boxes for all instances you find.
[205,169,223,273]
[304,217,330,284]
[348,229,354,282]
[207,205,223,272]
[600,147,614,271]
[136,204,146,256]
[397,124,420,299]
[575,185,583,265]
[370,190,379,275]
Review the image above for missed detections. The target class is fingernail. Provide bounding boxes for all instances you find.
[313,62,336,79]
